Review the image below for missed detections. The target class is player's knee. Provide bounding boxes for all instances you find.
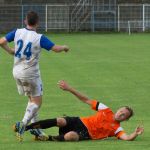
[57,118,67,127]
[64,131,79,141]
[30,96,42,106]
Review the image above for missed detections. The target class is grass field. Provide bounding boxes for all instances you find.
[0,33,150,150]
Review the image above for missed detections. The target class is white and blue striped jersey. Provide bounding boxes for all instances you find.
[5,28,55,79]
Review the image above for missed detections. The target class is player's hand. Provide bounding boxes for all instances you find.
[58,80,71,91]
[135,125,144,135]
[63,45,69,52]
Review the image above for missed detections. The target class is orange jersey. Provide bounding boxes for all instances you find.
[80,100,125,140]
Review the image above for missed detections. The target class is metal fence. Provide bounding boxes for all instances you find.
[118,4,150,32]
[0,4,70,32]
[0,4,150,32]
[91,5,117,31]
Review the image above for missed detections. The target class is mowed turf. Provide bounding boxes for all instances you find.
[0,33,150,150]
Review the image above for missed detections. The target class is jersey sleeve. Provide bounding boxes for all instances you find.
[91,100,108,111]
[40,35,55,51]
[5,29,16,42]
[115,127,126,139]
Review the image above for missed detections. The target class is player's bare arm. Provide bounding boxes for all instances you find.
[58,80,92,105]
[51,45,69,53]
[0,37,14,55]
[119,125,144,141]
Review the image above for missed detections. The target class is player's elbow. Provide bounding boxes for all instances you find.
[0,37,7,46]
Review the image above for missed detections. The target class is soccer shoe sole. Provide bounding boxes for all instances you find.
[12,124,24,142]
[30,129,49,141]
[33,135,49,141]
[16,132,23,142]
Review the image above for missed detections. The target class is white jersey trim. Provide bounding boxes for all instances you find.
[114,127,124,135]
[98,103,108,110]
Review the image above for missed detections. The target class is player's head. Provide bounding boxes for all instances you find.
[25,11,39,27]
[114,106,134,122]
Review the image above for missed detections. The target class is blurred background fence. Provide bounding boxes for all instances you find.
[0,0,150,33]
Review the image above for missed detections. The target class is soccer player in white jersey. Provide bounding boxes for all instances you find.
[0,11,69,141]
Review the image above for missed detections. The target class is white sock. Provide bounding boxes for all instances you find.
[31,112,38,123]
[24,101,39,123]
[22,102,39,126]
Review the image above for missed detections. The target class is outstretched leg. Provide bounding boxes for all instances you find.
[26,117,67,130]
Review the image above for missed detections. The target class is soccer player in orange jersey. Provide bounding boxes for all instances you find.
[25,80,144,141]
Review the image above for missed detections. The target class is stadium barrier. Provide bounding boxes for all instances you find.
[0,4,150,32]
[118,4,150,33]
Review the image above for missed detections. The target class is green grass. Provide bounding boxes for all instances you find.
[0,33,150,150]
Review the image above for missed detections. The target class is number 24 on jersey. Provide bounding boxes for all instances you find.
[15,39,32,60]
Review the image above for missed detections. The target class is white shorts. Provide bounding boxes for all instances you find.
[15,77,43,97]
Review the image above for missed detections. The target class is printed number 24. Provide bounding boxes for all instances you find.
[15,39,32,60]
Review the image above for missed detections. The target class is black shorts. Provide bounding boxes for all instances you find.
[59,117,90,140]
